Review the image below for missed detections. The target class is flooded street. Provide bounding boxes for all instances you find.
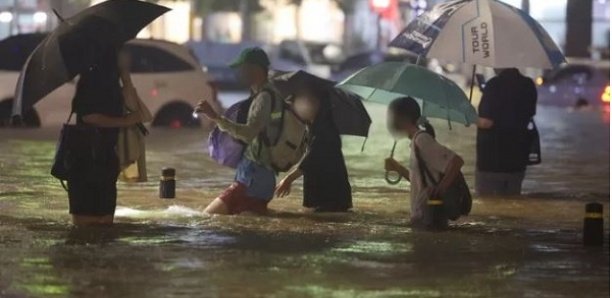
[0,103,609,298]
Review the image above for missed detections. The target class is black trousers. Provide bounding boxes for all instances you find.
[67,149,119,216]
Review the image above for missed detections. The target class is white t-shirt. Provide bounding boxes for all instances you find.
[408,131,457,222]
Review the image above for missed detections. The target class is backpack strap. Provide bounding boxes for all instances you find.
[258,87,283,147]
[413,131,439,187]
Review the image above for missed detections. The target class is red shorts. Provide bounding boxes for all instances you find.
[218,182,269,215]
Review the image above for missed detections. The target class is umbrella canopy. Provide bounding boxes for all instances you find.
[13,0,169,116]
[389,0,565,69]
[337,62,477,126]
[272,70,372,137]
[0,33,47,72]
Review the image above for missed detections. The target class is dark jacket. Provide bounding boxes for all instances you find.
[477,68,537,173]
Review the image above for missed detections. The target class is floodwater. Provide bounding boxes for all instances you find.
[0,103,609,298]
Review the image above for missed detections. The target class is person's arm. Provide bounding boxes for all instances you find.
[197,92,273,143]
[120,69,133,88]
[435,155,464,196]
[527,79,538,118]
[385,158,411,181]
[275,167,303,198]
[477,118,494,129]
[217,92,272,142]
[82,113,141,128]
[477,79,497,129]
[416,134,463,195]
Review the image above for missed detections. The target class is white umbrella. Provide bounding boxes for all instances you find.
[390,0,566,69]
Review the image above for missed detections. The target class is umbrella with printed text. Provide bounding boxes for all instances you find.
[389,0,566,101]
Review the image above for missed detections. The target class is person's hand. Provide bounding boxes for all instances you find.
[194,100,220,121]
[385,158,402,173]
[126,112,143,125]
[275,178,292,198]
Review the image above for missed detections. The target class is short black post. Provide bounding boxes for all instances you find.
[159,168,176,199]
[426,199,448,230]
[583,202,604,246]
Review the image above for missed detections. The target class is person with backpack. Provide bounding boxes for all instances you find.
[195,47,282,215]
[275,86,353,212]
[383,97,466,227]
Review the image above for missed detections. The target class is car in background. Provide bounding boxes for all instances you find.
[330,50,384,82]
[0,34,220,128]
[187,40,263,90]
[272,40,344,79]
[536,58,610,108]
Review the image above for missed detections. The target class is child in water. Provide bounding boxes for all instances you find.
[384,97,464,225]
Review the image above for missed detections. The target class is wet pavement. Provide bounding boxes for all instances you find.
[0,103,609,298]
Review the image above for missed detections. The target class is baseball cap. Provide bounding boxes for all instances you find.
[229,47,270,69]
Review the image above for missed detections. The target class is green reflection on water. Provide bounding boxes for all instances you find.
[333,241,413,255]
[278,285,441,298]
[20,257,53,269]
[17,257,70,297]
[118,236,171,245]
[19,284,70,296]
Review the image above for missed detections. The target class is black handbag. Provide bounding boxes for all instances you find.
[50,113,100,190]
[526,118,541,166]
[414,139,472,221]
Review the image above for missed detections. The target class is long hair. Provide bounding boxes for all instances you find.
[389,96,436,138]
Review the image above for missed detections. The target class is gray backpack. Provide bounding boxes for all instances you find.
[259,89,309,172]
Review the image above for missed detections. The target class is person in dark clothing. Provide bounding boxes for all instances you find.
[275,87,353,212]
[67,44,143,226]
[476,68,537,196]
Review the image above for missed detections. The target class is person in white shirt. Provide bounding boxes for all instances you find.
[383,97,465,225]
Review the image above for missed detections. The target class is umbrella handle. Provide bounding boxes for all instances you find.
[385,170,402,185]
[385,140,402,185]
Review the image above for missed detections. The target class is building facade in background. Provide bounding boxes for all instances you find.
[0,0,609,59]
[0,0,51,39]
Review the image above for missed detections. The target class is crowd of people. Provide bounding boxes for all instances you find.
[62,45,538,228]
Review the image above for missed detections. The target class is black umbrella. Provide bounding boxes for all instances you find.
[12,0,169,116]
[272,70,372,138]
[0,33,47,72]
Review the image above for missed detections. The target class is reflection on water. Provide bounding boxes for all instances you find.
[0,105,609,297]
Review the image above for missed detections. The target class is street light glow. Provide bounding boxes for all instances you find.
[33,12,48,24]
[0,11,13,23]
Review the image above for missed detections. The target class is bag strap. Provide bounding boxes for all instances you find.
[60,180,69,192]
[413,131,439,187]
[65,111,74,124]
[257,87,281,148]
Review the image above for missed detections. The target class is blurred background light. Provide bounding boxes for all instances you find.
[33,12,48,24]
[0,11,13,23]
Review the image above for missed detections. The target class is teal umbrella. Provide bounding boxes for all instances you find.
[337,61,477,126]
[337,61,477,185]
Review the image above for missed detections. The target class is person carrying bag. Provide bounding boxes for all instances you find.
[51,111,102,189]
[383,97,469,229]
[414,135,472,229]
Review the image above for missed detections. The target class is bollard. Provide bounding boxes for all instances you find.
[583,202,604,246]
[159,168,176,199]
[425,199,448,230]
